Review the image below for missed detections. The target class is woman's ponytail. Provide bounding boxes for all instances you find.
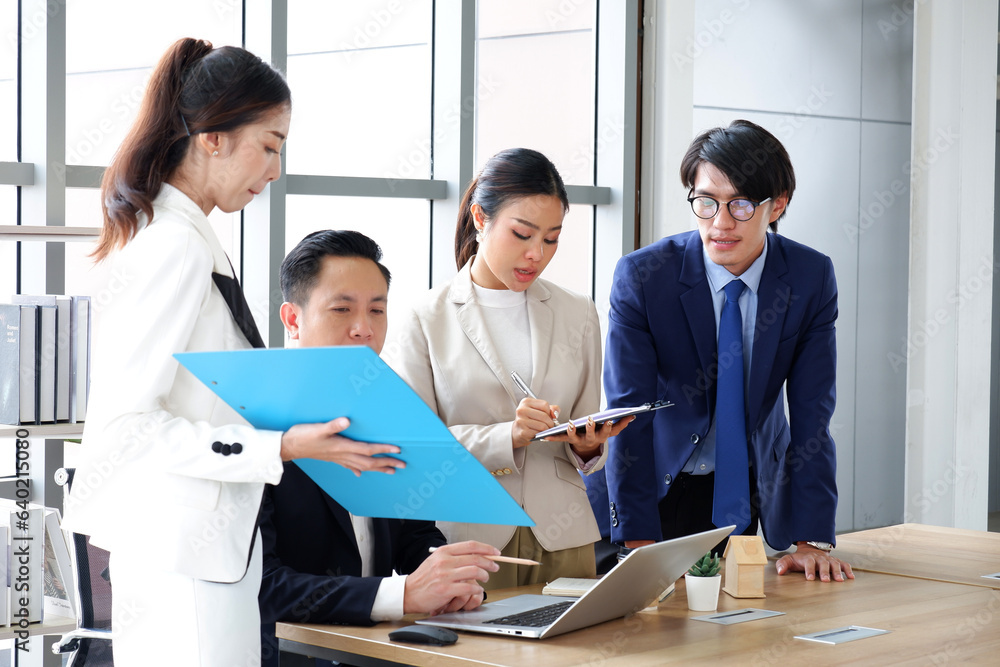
[93,38,290,262]
[454,176,481,270]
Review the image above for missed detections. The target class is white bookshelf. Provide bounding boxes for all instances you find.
[0,226,100,242]
[0,614,76,640]
[0,423,84,439]
[2,225,92,508]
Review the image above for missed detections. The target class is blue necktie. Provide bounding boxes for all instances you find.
[713,279,750,535]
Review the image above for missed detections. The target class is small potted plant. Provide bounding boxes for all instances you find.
[684,552,722,611]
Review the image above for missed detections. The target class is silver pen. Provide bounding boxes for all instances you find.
[510,370,536,399]
[510,371,561,425]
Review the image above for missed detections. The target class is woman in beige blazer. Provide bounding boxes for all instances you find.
[385,148,632,589]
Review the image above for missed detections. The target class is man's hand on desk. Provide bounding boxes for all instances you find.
[404,541,500,616]
[776,543,855,582]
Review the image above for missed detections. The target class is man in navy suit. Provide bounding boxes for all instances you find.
[259,230,500,665]
[593,120,853,583]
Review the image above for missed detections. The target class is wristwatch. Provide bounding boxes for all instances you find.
[802,541,834,552]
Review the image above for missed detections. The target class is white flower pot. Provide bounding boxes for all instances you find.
[685,573,722,611]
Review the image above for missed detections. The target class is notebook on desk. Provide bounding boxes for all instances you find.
[417,525,734,639]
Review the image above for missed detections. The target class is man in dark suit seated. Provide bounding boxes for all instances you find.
[259,230,500,666]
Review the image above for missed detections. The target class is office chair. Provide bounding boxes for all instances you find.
[51,468,114,667]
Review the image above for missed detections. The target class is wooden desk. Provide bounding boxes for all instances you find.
[278,566,1000,666]
[834,523,1000,588]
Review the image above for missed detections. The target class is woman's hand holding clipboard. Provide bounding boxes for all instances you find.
[529,400,673,442]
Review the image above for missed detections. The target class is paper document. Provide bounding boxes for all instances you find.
[532,400,673,441]
[542,577,599,597]
[175,346,534,526]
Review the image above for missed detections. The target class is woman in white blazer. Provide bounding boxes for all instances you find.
[61,38,402,665]
[385,148,632,589]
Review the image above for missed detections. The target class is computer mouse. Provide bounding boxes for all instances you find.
[388,624,459,646]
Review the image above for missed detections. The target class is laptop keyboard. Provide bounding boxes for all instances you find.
[483,600,575,627]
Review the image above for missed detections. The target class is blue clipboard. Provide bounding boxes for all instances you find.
[174,346,533,526]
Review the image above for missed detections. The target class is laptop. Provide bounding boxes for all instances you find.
[416,525,734,639]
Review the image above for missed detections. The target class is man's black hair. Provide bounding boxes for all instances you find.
[680,119,796,231]
[280,230,391,305]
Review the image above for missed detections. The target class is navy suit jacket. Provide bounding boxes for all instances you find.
[588,231,838,550]
[259,463,445,666]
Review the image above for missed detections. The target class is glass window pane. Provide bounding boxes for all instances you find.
[64,188,115,305]
[0,186,16,301]
[65,0,243,166]
[0,2,15,162]
[286,0,432,178]
[285,195,430,339]
[476,0,597,186]
[539,204,593,297]
[0,0,14,471]
[64,187,241,288]
[478,0,596,38]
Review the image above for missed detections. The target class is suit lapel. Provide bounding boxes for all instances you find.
[212,258,265,349]
[320,490,360,555]
[748,235,790,424]
[156,185,264,349]
[526,281,553,392]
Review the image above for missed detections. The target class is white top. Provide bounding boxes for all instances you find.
[471,282,532,385]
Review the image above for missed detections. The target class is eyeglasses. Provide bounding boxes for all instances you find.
[687,194,772,222]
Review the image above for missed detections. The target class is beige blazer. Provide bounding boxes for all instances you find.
[384,260,607,552]
[62,184,283,583]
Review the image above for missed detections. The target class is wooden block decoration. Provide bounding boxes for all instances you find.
[722,535,767,598]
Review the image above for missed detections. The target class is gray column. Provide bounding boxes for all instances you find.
[429,0,476,287]
[906,0,998,529]
[243,0,289,347]
[19,0,66,295]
